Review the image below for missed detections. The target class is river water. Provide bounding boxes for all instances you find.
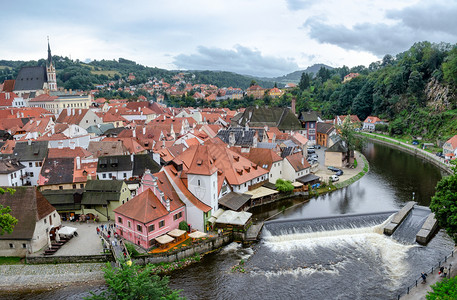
[4,142,454,299]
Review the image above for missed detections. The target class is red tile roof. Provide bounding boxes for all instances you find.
[114,189,170,223]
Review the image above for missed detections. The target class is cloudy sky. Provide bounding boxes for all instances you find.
[2,0,456,77]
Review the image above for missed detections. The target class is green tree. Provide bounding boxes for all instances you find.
[426,276,457,299]
[430,164,457,243]
[442,47,457,86]
[0,188,17,235]
[275,179,294,193]
[85,261,184,300]
[299,72,310,91]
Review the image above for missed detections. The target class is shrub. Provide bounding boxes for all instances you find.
[275,179,294,193]
[179,221,189,231]
[125,243,139,257]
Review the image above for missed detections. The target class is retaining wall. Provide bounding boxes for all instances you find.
[133,234,232,265]
[26,254,112,264]
[361,136,452,175]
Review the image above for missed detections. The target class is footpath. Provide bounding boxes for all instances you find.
[400,247,457,299]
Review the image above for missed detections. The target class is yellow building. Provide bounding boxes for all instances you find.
[246,85,265,99]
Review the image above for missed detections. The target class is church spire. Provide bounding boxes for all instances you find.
[47,36,52,65]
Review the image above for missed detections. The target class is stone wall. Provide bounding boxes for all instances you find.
[133,234,232,265]
[26,254,112,264]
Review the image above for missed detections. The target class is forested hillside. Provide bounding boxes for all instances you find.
[0,57,276,90]
[296,42,457,140]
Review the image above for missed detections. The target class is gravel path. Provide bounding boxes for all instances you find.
[0,263,106,291]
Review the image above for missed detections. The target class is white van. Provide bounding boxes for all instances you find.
[330,175,339,182]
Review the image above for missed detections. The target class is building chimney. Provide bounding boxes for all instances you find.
[229,132,235,147]
[79,109,82,115]
[301,156,304,166]
[28,139,32,146]
[76,156,81,170]
[130,153,134,162]
[142,126,146,135]
[67,107,71,116]
[291,97,296,116]
[132,128,136,138]
[165,197,170,212]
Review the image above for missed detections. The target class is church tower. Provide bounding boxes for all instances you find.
[46,37,57,91]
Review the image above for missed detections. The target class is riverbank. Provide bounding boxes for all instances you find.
[265,150,370,221]
[359,132,453,175]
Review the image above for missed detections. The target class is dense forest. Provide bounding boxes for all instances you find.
[296,41,457,140]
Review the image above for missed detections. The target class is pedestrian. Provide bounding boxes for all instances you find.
[443,267,448,278]
[439,266,444,277]
[421,272,427,284]
[108,230,111,236]
[96,227,100,235]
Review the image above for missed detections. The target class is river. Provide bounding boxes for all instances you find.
[3,142,454,299]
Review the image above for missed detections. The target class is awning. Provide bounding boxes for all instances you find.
[208,208,225,224]
[218,192,252,211]
[291,181,303,188]
[58,226,77,236]
[244,186,279,200]
[168,229,186,238]
[296,173,321,185]
[188,231,207,239]
[216,210,252,226]
[155,234,174,244]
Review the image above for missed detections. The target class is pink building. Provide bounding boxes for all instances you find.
[114,171,185,249]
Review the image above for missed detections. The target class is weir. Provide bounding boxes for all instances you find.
[264,211,397,237]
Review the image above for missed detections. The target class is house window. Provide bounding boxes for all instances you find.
[9,243,14,248]
[173,212,182,221]
[22,244,27,248]
[59,186,63,190]
[29,172,34,177]
[103,174,106,178]
[29,162,33,167]
[80,184,84,188]
[128,221,131,228]
[109,173,112,178]
[159,220,165,228]
[44,219,47,224]
[73,184,76,189]
[148,224,155,232]
[123,173,127,178]
[198,180,201,186]
[137,225,142,232]
[118,216,123,223]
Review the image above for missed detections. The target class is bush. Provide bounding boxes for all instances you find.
[275,179,294,193]
[179,221,189,231]
[125,243,139,257]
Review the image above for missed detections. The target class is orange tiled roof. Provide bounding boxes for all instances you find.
[114,189,170,223]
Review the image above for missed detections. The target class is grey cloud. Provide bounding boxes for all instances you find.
[304,1,457,56]
[173,45,299,77]
[286,0,314,11]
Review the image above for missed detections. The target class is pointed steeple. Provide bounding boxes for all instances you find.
[47,36,52,65]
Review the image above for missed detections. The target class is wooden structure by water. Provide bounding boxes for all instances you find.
[245,222,264,242]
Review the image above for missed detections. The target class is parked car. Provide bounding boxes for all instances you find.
[336,170,344,176]
[308,145,315,150]
[315,145,321,149]
[308,154,318,159]
[436,152,445,158]
[412,140,419,145]
[328,166,339,172]
[307,149,316,154]
[330,175,339,182]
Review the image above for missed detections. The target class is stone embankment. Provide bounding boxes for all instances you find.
[0,263,105,291]
[360,133,452,175]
